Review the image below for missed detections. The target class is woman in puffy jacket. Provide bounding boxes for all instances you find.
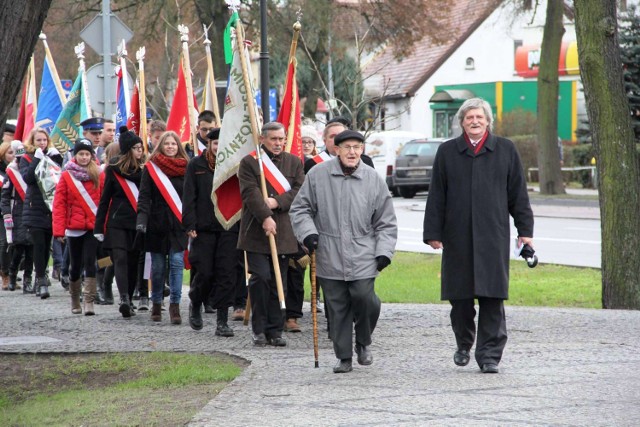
[1,140,34,293]
[137,131,188,325]
[21,128,63,299]
[53,139,104,315]
[94,127,145,318]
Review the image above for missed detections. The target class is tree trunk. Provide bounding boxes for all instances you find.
[575,0,640,309]
[0,0,53,127]
[536,0,566,195]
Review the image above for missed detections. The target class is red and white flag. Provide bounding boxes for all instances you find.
[211,40,259,230]
[278,57,303,162]
[126,81,140,135]
[167,58,200,153]
[15,58,38,142]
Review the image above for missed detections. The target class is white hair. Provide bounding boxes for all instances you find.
[457,98,493,131]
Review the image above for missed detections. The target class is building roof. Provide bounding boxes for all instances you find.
[364,0,502,99]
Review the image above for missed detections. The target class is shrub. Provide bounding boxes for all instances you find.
[511,135,538,182]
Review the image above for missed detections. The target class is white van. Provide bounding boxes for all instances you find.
[365,130,427,195]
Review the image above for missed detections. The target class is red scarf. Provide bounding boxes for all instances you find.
[463,130,489,154]
[151,153,187,177]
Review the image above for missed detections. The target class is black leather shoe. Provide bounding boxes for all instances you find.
[481,363,499,374]
[189,302,203,331]
[454,349,471,366]
[252,333,267,346]
[333,358,353,373]
[355,344,373,365]
[268,336,287,347]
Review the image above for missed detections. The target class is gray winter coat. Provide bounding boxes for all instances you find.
[290,157,397,281]
[423,133,534,300]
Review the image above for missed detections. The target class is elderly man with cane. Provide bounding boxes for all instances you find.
[290,129,397,373]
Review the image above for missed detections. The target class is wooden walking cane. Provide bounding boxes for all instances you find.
[234,21,287,313]
[311,253,319,368]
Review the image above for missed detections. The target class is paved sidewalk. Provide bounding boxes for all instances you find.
[1,285,639,426]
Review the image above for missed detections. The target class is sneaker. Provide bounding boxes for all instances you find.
[138,296,149,311]
[231,308,245,321]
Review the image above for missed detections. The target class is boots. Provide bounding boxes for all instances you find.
[95,270,106,305]
[119,294,132,318]
[150,302,162,322]
[60,275,69,291]
[8,272,17,292]
[69,279,82,314]
[169,303,182,325]
[1,272,8,290]
[103,266,114,305]
[189,301,203,331]
[22,275,34,294]
[83,277,97,316]
[37,276,50,299]
[215,308,234,337]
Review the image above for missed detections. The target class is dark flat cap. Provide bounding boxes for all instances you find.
[3,123,16,134]
[334,130,364,146]
[327,116,351,129]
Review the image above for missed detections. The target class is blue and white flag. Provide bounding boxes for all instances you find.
[115,66,128,140]
[35,56,64,134]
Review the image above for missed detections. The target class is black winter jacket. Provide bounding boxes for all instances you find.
[21,151,63,230]
[94,162,142,234]
[182,151,239,234]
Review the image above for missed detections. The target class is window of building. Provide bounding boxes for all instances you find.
[465,57,475,70]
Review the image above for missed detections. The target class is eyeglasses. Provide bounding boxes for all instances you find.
[302,140,315,145]
[338,144,363,153]
[132,145,144,151]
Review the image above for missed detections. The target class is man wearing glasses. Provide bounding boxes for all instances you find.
[290,130,397,373]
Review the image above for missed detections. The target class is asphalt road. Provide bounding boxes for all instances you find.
[394,193,601,268]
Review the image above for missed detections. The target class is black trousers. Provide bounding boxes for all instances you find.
[10,244,33,277]
[233,251,247,310]
[450,298,508,366]
[67,233,98,281]
[188,231,238,309]
[136,251,149,296]
[246,252,288,339]
[285,263,304,319]
[320,277,381,360]
[111,247,139,300]
[29,228,52,278]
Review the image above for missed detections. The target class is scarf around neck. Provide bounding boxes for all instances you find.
[152,153,187,177]
[65,159,91,182]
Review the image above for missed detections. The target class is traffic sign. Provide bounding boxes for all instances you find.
[80,13,133,56]
[86,62,134,117]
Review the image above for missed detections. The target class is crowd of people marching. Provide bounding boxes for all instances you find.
[0,110,333,339]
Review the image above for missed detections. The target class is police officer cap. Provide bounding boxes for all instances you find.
[73,138,95,156]
[327,116,351,129]
[80,117,105,131]
[333,130,364,146]
[207,128,221,141]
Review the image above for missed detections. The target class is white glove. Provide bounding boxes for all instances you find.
[34,148,44,159]
[94,233,104,242]
[47,147,60,157]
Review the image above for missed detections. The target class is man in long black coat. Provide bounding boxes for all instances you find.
[423,97,534,374]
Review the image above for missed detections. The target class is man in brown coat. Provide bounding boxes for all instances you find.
[237,122,305,347]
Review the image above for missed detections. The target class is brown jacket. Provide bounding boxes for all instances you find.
[237,149,305,255]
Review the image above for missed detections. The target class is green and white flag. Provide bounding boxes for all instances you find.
[50,70,90,154]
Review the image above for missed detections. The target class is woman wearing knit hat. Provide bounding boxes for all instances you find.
[94,126,145,318]
[1,140,34,293]
[301,125,319,159]
[136,131,189,325]
[52,139,103,315]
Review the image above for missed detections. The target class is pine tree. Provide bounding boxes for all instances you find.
[619,5,640,141]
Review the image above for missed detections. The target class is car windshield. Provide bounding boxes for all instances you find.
[401,142,439,156]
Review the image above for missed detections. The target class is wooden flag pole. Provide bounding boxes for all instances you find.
[39,33,67,105]
[235,21,287,312]
[179,25,198,154]
[136,47,149,154]
[203,24,222,127]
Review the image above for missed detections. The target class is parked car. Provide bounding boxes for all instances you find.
[364,131,427,196]
[392,138,446,198]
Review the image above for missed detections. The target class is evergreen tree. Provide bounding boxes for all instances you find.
[618,5,640,141]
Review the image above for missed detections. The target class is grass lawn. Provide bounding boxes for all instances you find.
[0,352,244,426]
[298,251,602,309]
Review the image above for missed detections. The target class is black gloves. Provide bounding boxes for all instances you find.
[520,244,535,259]
[136,224,147,233]
[376,256,391,272]
[303,234,319,254]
